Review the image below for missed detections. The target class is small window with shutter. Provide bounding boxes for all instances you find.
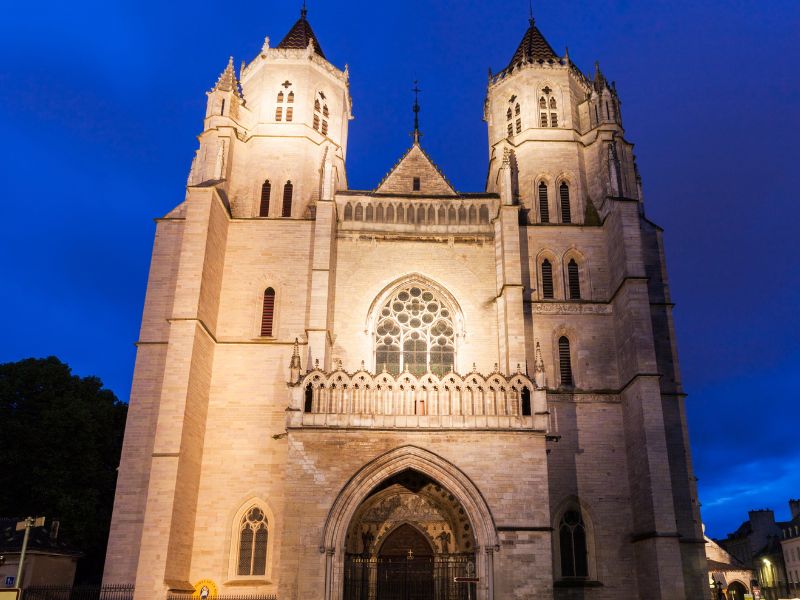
[560,182,571,223]
[259,180,271,217]
[568,259,581,300]
[282,181,293,217]
[413,177,421,191]
[541,259,554,299]
[559,336,574,387]
[261,288,275,337]
[538,182,550,223]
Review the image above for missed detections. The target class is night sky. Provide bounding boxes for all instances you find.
[1,1,798,539]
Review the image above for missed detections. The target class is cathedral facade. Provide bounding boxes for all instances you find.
[104,9,707,600]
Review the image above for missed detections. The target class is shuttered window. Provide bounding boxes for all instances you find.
[559,336,574,387]
[275,107,282,121]
[560,182,571,223]
[286,107,293,122]
[539,182,550,223]
[259,180,271,217]
[541,259,554,299]
[282,181,293,217]
[261,288,275,337]
[568,259,581,299]
[321,120,328,135]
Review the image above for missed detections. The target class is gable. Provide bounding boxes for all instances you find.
[375,144,457,196]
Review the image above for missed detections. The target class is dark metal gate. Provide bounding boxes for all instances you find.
[344,554,476,600]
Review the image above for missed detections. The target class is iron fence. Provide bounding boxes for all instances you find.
[23,585,134,600]
[166,595,277,600]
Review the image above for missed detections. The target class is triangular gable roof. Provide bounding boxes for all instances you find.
[375,143,457,196]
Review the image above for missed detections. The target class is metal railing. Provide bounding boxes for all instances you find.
[23,585,134,600]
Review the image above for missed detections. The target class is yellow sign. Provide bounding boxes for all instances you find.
[0,590,21,600]
[192,579,218,599]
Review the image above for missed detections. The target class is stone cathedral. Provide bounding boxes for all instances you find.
[104,8,707,600]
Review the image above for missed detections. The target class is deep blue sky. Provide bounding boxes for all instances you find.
[1,1,798,538]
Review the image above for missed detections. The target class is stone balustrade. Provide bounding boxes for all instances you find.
[287,368,549,431]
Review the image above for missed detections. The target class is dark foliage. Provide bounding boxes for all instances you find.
[0,357,127,584]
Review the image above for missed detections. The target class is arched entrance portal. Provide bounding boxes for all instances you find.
[343,470,476,600]
[727,581,748,600]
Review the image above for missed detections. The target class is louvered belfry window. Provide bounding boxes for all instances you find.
[539,182,550,223]
[282,181,293,217]
[559,336,574,387]
[560,182,571,223]
[261,288,275,337]
[259,180,271,217]
[541,260,554,299]
[568,259,581,299]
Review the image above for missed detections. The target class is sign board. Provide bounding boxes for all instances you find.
[454,577,480,583]
[3,578,13,587]
[743,595,753,600]
[0,590,21,600]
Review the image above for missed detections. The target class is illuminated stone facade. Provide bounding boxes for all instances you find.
[103,9,706,600]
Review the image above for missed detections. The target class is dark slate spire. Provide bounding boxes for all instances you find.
[277,5,326,59]
[505,16,558,70]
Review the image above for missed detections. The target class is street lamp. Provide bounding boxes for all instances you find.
[15,516,45,589]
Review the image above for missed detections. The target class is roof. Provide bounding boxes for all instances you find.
[708,559,749,573]
[375,143,457,196]
[277,8,326,59]
[505,19,559,71]
[0,519,82,557]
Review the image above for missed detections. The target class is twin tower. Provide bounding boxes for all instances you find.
[104,7,707,600]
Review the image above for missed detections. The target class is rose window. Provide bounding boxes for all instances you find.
[375,285,455,376]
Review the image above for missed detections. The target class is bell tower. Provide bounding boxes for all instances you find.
[188,6,352,219]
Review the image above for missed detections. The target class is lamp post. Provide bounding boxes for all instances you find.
[15,516,44,589]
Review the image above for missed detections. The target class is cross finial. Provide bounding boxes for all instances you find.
[529,0,534,25]
[301,0,307,18]
[412,80,422,144]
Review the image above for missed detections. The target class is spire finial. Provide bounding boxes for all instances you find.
[301,0,307,18]
[412,80,422,144]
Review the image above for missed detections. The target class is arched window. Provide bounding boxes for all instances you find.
[479,205,489,223]
[275,107,283,121]
[559,182,571,223]
[468,205,477,224]
[386,204,395,222]
[507,123,513,137]
[354,204,363,221]
[538,182,550,223]
[397,204,405,222]
[417,205,425,223]
[322,105,329,118]
[287,91,294,103]
[549,97,557,109]
[277,91,284,103]
[261,288,275,337]
[541,260,554,299]
[558,336,573,387]
[506,108,513,119]
[321,120,328,135]
[438,205,446,224]
[551,112,558,127]
[515,118,522,134]
[559,508,588,578]
[304,384,313,413]
[314,98,321,111]
[259,180,271,217]
[282,181,293,217]
[313,114,320,131]
[286,107,293,122]
[344,203,353,220]
[237,506,268,576]
[448,206,456,223]
[521,387,531,416]
[568,259,581,299]
[376,204,385,222]
[515,103,521,115]
[458,206,466,225]
[365,204,374,222]
[539,97,547,109]
[375,284,455,376]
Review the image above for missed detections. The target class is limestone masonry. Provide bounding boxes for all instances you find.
[103,8,707,600]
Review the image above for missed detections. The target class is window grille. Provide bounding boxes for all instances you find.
[275,107,282,121]
[568,259,581,299]
[538,182,550,223]
[321,120,328,135]
[413,177,420,191]
[560,182,571,223]
[374,284,455,376]
[237,507,268,576]
[282,181,293,217]
[313,114,320,131]
[540,112,548,127]
[323,105,329,117]
[261,289,275,336]
[507,123,513,137]
[541,260,554,299]
[515,103,521,115]
[559,509,588,578]
[259,180,271,217]
[559,336,574,387]
[515,118,522,134]
[286,107,293,121]
[551,113,558,127]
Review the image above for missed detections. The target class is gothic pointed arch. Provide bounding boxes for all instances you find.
[551,496,598,582]
[227,496,277,582]
[321,446,499,600]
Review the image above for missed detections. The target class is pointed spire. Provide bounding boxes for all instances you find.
[504,12,558,71]
[277,4,326,58]
[534,342,546,389]
[412,80,422,144]
[213,56,239,93]
[289,337,302,382]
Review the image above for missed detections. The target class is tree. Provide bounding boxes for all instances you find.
[0,356,127,584]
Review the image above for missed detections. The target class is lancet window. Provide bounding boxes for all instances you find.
[282,181,293,217]
[276,84,292,122]
[260,288,275,337]
[539,87,559,128]
[559,336,574,387]
[314,92,328,135]
[237,506,268,576]
[567,259,581,299]
[538,182,550,223]
[559,508,588,578]
[375,284,455,376]
[559,182,571,223]
[259,180,271,217]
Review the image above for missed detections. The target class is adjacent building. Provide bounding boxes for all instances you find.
[103,8,707,600]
